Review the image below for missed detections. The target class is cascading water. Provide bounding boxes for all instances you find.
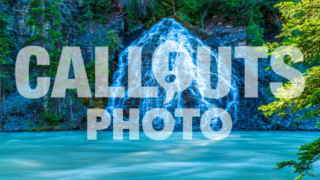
[107,18,239,130]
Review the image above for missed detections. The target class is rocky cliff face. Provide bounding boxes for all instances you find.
[1,1,317,132]
[1,0,127,132]
[204,15,248,47]
[202,15,317,131]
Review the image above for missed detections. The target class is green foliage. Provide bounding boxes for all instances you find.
[275,138,320,180]
[176,0,210,26]
[26,0,65,75]
[80,0,112,24]
[214,0,263,26]
[47,0,65,77]
[259,66,320,120]
[122,0,168,31]
[263,0,320,64]
[276,0,320,64]
[247,16,265,46]
[258,0,320,179]
[92,0,112,23]
[0,4,16,105]
[215,0,298,25]
[122,1,140,30]
[26,0,68,114]
[259,0,320,121]
[26,0,47,45]
[0,14,15,73]
[38,112,65,125]
[121,0,293,40]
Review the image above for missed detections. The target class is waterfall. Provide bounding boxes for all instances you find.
[107,18,239,129]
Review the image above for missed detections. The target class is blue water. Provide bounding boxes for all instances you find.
[0,132,319,179]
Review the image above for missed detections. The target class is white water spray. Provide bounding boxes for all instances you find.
[107,18,239,129]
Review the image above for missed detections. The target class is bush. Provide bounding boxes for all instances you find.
[246,17,265,46]
[38,113,65,126]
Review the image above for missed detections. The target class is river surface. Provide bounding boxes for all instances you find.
[0,132,319,179]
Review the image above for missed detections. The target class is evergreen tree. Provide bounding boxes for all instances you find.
[247,16,265,46]
[26,0,65,118]
[46,0,65,118]
[79,0,112,61]
[0,1,15,121]
[26,0,50,113]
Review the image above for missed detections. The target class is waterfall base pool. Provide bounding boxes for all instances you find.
[0,132,319,179]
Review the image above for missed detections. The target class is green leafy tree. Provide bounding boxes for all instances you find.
[275,138,320,180]
[258,0,320,179]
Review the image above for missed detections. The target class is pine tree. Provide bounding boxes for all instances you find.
[247,16,265,46]
[79,0,112,61]
[0,1,15,121]
[26,0,64,116]
[46,0,64,118]
[26,0,50,113]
